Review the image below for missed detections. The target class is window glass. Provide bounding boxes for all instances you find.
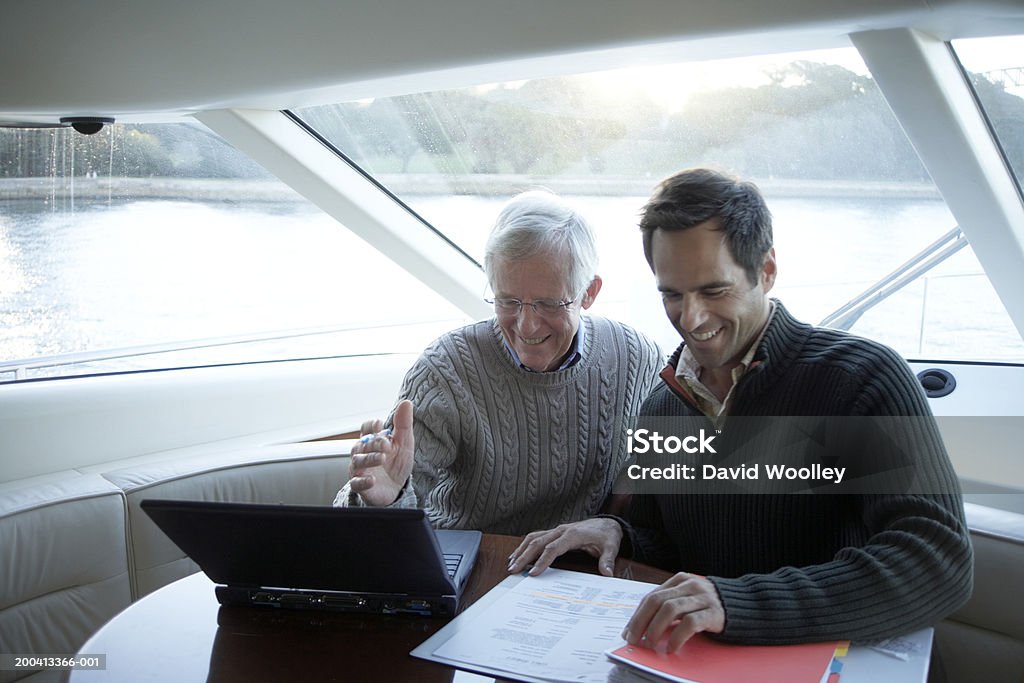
[952,35,1024,194]
[294,47,1024,362]
[0,122,467,381]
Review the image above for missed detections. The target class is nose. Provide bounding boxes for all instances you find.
[517,304,545,333]
[675,295,709,332]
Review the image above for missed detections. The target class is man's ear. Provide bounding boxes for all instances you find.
[761,249,777,293]
[581,275,603,310]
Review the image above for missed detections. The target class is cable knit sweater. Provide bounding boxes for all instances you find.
[335,315,662,535]
[618,301,973,644]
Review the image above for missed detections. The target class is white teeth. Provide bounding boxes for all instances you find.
[521,337,547,345]
[691,328,721,342]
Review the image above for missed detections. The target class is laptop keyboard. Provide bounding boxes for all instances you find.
[443,553,463,578]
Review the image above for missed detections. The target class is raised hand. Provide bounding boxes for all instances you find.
[347,399,415,506]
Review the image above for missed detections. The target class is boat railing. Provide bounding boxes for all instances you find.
[0,320,454,382]
[819,226,969,331]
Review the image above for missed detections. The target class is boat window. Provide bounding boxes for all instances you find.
[0,121,467,381]
[951,35,1024,198]
[293,46,1024,362]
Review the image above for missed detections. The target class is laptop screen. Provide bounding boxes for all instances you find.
[140,500,470,596]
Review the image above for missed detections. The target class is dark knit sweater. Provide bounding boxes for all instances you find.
[620,301,973,644]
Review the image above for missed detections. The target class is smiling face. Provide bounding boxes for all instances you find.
[491,249,601,372]
[651,220,775,385]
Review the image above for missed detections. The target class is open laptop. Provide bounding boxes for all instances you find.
[140,499,482,617]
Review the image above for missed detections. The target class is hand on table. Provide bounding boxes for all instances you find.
[623,572,725,652]
[507,517,623,577]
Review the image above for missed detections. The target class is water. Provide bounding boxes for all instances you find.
[0,198,468,376]
[408,193,1024,360]
[1,192,1021,380]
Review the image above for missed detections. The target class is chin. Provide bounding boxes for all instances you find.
[524,358,554,372]
[522,352,557,371]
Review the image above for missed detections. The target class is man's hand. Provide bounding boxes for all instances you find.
[347,400,415,506]
[507,518,623,576]
[622,573,725,652]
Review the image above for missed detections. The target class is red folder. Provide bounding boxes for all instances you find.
[607,634,844,683]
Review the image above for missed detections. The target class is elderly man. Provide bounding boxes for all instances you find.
[509,169,973,650]
[333,190,662,535]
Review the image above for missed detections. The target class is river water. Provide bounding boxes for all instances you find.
[1,191,1021,379]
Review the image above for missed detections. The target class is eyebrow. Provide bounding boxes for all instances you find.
[657,280,733,293]
[493,292,570,301]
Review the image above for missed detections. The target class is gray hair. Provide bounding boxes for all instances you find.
[484,190,598,296]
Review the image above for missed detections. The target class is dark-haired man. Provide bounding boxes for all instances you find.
[509,168,972,652]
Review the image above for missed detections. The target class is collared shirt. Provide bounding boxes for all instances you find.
[503,317,586,372]
[676,302,775,424]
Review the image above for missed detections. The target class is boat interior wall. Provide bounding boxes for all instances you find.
[905,362,1024,514]
[0,353,413,484]
[4,0,1024,122]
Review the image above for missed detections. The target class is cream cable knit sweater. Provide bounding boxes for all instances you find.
[335,316,661,534]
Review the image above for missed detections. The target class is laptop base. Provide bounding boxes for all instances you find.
[216,585,457,617]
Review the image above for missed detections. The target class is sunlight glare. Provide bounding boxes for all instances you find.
[570,47,868,112]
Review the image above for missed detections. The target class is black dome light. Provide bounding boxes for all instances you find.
[60,116,115,135]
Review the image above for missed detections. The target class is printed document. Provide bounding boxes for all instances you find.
[415,568,652,683]
[411,567,933,683]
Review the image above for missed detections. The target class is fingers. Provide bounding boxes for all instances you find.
[350,401,413,476]
[624,574,692,645]
[665,607,721,653]
[622,573,725,651]
[527,532,577,576]
[349,451,387,470]
[345,410,412,506]
[392,400,414,447]
[347,433,394,484]
[348,433,390,468]
[597,545,617,577]
[359,418,383,437]
[350,425,388,456]
[509,531,541,563]
[347,473,374,493]
[643,594,709,650]
[507,528,564,575]
[507,518,622,576]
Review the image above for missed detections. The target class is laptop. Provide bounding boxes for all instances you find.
[140,499,482,617]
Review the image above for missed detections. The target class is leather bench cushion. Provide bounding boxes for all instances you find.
[0,475,131,683]
[103,441,352,598]
[933,503,1024,683]
[956,503,1024,640]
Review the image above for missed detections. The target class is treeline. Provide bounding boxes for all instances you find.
[2,62,1022,183]
[0,123,269,180]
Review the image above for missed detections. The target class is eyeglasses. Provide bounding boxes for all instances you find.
[485,290,584,318]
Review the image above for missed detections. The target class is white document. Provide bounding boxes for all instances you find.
[416,568,656,683]
[840,627,933,683]
[412,567,933,683]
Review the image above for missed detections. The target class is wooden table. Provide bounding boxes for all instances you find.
[72,534,670,682]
